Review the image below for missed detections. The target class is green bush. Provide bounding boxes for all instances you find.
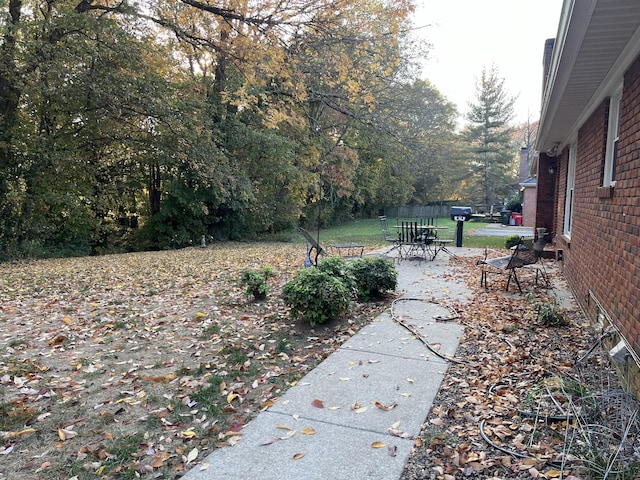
[317,256,357,296]
[534,298,568,327]
[348,257,397,301]
[282,268,351,327]
[241,266,274,300]
[505,234,521,249]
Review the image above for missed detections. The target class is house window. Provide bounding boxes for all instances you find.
[564,143,576,238]
[604,90,621,186]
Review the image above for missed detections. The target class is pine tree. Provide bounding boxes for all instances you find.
[462,66,517,206]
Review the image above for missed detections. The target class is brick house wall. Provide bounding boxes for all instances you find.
[550,53,640,361]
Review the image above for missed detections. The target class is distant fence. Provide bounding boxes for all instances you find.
[384,205,450,219]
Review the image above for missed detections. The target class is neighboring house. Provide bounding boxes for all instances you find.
[518,147,537,228]
[519,175,537,228]
[535,0,640,392]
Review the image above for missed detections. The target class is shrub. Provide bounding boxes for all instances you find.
[505,234,521,249]
[534,298,568,327]
[348,257,397,301]
[241,266,274,300]
[526,293,568,327]
[317,256,357,296]
[282,268,351,326]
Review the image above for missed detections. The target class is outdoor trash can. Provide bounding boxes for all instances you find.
[511,213,523,226]
[501,210,512,225]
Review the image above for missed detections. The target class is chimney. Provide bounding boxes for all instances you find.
[542,38,555,92]
[519,147,529,183]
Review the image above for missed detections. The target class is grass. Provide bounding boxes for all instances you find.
[289,218,513,250]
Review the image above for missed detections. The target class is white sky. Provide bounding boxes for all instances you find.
[413,0,564,126]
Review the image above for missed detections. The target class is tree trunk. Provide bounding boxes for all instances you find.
[149,162,162,215]
[0,0,22,168]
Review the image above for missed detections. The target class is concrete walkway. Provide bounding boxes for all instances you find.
[470,223,534,237]
[183,248,479,480]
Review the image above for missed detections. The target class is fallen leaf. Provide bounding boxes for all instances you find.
[3,428,36,440]
[292,453,305,460]
[57,428,76,441]
[374,401,397,411]
[0,445,14,455]
[311,399,324,408]
[279,430,296,440]
[260,437,280,446]
[227,393,239,404]
[185,447,198,465]
[371,441,387,448]
[300,427,316,435]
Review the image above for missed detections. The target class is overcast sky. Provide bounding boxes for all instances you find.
[413,0,563,125]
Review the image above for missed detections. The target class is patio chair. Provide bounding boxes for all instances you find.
[378,215,398,243]
[479,237,549,293]
[297,227,325,266]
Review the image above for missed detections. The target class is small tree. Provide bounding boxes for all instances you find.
[462,66,518,205]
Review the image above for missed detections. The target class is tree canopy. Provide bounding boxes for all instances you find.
[0,0,480,258]
[460,66,518,206]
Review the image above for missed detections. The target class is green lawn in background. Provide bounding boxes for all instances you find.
[308,218,509,250]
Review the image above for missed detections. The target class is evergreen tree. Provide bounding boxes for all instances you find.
[462,66,517,206]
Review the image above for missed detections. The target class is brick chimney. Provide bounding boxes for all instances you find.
[542,38,555,93]
[519,147,529,183]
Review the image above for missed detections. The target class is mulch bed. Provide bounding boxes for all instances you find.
[400,255,638,480]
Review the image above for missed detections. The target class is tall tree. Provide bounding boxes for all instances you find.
[461,66,517,206]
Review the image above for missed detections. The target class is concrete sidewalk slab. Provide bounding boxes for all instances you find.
[471,223,534,237]
[185,412,416,480]
[182,252,470,480]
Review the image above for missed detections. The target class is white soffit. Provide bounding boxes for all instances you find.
[537,0,640,153]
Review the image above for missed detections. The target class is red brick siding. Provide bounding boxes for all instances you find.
[555,53,640,359]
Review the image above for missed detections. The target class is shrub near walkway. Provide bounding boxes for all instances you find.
[0,243,389,479]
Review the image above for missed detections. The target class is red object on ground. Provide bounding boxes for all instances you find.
[511,213,523,226]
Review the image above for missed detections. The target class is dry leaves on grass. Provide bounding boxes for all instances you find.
[0,243,386,479]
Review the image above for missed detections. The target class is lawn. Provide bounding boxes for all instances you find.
[304,218,509,250]
[0,223,513,479]
[0,244,390,478]
[1,240,627,479]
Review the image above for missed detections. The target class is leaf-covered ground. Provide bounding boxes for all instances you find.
[1,244,633,480]
[401,255,636,480]
[0,243,388,479]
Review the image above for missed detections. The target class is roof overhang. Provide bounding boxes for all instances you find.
[536,0,640,154]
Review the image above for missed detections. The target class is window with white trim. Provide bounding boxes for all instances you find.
[604,89,622,186]
[564,143,576,238]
